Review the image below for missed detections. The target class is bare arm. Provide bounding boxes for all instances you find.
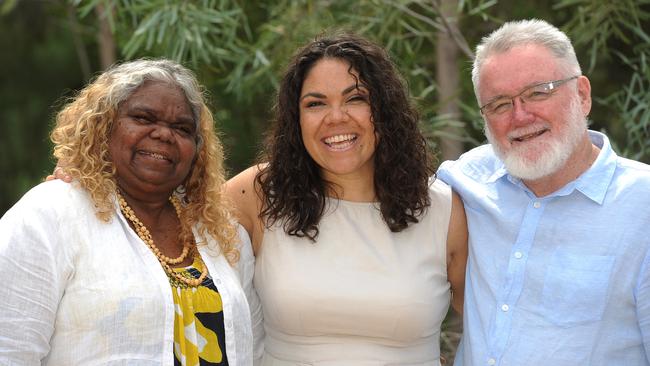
[225,166,268,363]
[224,165,266,255]
[446,191,468,315]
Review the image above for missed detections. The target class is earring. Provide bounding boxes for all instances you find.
[175,184,186,195]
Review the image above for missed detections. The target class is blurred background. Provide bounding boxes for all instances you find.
[2,0,649,215]
[2,0,649,360]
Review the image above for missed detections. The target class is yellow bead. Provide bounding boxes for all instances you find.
[117,191,204,287]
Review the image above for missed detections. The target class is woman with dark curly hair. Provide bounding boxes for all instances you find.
[227,33,468,365]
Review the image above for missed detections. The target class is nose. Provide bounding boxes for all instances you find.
[149,122,175,142]
[511,97,535,125]
[326,105,349,124]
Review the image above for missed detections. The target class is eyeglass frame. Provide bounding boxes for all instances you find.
[478,75,581,117]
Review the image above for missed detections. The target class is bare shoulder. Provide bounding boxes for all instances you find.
[225,164,265,215]
[224,164,267,252]
[225,165,265,199]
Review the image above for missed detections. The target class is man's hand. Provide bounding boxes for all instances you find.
[44,167,72,183]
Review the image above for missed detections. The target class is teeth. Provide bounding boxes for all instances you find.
[143,151,167,160]
[511,128,547,142]
[324,134,355,144]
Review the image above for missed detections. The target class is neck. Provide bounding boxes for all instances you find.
[324,171,377,202]
[523,135,600,197]
[117,186,175,225]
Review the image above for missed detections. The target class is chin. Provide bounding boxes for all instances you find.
[501,150,565,180]
[487,99,589,181]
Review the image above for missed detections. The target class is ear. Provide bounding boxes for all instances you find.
[577,75,592,116]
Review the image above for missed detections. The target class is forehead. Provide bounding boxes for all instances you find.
[301,58,361,92]
[121,81,191,112]
[479,44,564,97]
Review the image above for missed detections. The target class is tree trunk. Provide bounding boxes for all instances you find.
[65,2,91,80]
[436,0,464,161]
[95,3,116,70]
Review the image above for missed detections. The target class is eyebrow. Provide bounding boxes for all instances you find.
[127,105,195,125]
[483,80,549,103]
[299,83,368,101]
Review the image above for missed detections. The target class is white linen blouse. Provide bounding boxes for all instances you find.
[0,180,253,365]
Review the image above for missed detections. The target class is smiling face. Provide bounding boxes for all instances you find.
[478,43,592,180]
[299,58,376,185]
[109,80,198,197]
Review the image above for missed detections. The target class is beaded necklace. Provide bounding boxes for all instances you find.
[117,192,208,287]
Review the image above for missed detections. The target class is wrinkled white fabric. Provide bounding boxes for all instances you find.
[0,180,253,366]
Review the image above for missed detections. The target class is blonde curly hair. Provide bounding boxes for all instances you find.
[50,59,239,264]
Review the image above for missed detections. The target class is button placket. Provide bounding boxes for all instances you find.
[488,198,546,360]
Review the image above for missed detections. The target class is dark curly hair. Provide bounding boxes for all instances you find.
[256,32,436,240]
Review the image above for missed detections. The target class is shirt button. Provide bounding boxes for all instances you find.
[488,358,496,365]
[533,201,541,208]
[226,321,233,329]
[215,278,221,285]
[514,251,523,259]
[501,304,509,312]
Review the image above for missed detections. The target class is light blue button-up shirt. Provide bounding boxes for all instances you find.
[438,131,650,366]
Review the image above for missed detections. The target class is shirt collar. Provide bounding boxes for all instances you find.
[485,157,509,183]
[494,130,617,204]
[572,130,617,204]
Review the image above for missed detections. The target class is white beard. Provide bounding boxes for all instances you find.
[485,98,587,181]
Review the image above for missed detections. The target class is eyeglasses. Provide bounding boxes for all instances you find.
[479,75,580,117]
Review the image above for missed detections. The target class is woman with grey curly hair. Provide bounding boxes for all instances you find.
[0,59,253,365]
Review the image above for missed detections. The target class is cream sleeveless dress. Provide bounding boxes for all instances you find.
[254,179,452,366]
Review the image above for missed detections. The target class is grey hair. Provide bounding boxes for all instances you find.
[472,19,582,102]
[101,58,204,127]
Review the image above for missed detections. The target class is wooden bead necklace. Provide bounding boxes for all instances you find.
[117,191,208,287]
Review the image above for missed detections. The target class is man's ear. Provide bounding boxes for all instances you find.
[577,75,592,116]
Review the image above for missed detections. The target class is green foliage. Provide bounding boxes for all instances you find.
[1,1,648,361]
[556,0,650,71]
[0,0,18,15]
[555,0,650,162]
[600,63,650,161]
[0,1,88,214]
[2,0,649,215]
[71,0,250,66]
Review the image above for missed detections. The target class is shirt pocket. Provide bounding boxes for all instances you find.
[540,251,614,327]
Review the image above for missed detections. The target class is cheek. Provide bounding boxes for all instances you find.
[367,126,378,149]
[353,105,372,122]
[486,121,507,140]
[353,106,374,134]
[181,142,198,166]
[298,119,314,148]
[299,112,316,132]
[107,133,122,161]
[108,121,135,149]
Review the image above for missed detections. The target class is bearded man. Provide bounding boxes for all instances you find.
[438,19,650,366]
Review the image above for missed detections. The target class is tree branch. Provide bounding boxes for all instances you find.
[431,0,474,59]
